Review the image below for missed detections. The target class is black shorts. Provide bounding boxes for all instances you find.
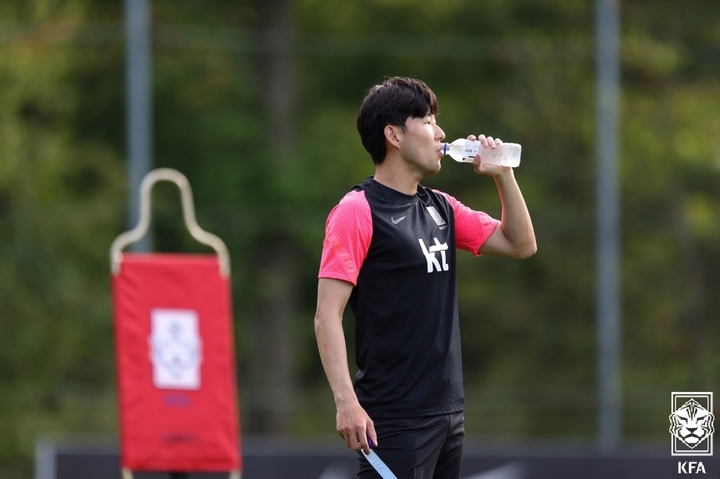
[358,412,465,479]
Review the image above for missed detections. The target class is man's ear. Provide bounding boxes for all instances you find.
[384,124,402,149]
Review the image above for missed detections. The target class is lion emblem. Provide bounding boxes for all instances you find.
[669,398,715,449]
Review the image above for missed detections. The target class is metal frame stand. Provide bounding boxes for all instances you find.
[114,168,239,479]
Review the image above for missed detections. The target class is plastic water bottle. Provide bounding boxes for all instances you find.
[441,139,522,167]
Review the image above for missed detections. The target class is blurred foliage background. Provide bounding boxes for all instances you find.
[1,0,720,477]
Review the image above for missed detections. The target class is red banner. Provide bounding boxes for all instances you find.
[112,253,241,473]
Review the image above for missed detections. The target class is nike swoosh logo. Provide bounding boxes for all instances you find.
[391,216,407,225]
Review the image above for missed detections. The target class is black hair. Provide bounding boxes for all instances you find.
[356,77,439,165]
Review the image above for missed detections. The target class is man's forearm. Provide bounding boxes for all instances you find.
[314,311,358,406]
[315,318,355,405]
[494,169,536,257]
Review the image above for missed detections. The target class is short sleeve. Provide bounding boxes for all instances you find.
[436,190,499,256]
[318,190,373,286]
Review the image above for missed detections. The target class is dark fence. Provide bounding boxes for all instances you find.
[36,438,718,479]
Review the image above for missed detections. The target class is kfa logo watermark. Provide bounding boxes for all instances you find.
[678,462,706,474]
[671,392,714,475]
[670,392,714,456]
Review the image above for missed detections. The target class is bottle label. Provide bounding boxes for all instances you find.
[462,141,479,159]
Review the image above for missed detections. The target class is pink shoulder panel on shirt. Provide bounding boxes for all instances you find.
[318,190,372,286]
[434,190,500,256]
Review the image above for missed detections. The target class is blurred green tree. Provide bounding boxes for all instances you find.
[0,2,125,477]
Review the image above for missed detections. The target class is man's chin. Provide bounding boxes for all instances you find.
[418,160,441,178]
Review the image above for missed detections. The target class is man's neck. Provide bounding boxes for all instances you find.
[373,158,422,196]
